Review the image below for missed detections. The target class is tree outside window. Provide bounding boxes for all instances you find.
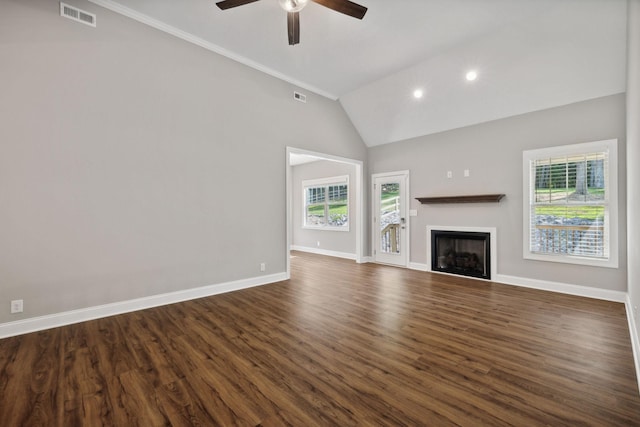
[523,139,618,268]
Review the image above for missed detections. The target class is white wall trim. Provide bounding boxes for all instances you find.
[626,294,640,393]
[408,262,429,271]
[0,272,287,339]
[412,261,625,303]
[291,245,356,260]
[494,273,626,302]
[87,0,337,100]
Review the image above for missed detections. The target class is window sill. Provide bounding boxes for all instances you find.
[524,252,618,269]
[303,226,350,232]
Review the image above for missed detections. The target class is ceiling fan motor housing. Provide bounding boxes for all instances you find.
[216,0,368,46]
[279,0,309,12]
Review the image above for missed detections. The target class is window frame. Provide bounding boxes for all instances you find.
[302,175,350,232]
[522,139,618,268]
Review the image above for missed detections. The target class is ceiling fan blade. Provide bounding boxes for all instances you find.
[287,11,300,45]
[311,0,367,19]
[216,0,260,10]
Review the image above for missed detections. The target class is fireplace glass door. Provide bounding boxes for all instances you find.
[431,230,491,280]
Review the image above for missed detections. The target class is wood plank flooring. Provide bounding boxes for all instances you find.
[1,251,639,426]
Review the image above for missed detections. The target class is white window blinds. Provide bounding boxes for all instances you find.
[523,140,618,268]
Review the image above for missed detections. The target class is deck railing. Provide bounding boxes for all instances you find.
[532,224,604,257]
[381,223,400,254]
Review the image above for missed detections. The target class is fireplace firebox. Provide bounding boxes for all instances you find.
[431,230,491,280]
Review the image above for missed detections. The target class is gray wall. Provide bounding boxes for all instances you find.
[627,1,640,338]
[292,160,357,255]
[0,0,367,324]
[369,93,627,291]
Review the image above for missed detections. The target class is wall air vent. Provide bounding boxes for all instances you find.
[293,91,307,103]
[60,2,96,27]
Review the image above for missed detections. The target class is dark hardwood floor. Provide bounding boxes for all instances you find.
[1,251,639,426]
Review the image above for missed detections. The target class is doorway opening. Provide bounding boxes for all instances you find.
[286,147,365,279]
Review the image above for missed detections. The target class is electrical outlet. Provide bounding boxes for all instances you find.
[11,299,23,314]
[464,169,470,177]
[317,241,320,247]
[446,171,453,179]
[260,262,266,272]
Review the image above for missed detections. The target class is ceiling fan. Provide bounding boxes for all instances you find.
[215,0,367,46]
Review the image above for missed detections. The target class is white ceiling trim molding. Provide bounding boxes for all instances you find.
[87,0,338,100]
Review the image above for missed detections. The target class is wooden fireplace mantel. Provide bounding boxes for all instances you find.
[416,194,505,204]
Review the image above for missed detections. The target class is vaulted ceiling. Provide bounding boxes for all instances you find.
[89,0,628,146]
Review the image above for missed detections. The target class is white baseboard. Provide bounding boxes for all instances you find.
[626,295,640,393]
[409,262,626,302]
[360,256,373,263]
[291,245,356,260]
[398,262,627,301]
[0,272,287,339]
[494,273,627,302]
[408,262,429,271]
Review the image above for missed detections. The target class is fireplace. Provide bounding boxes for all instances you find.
[427,226,496,280]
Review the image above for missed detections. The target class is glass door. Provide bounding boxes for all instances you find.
[373,172,408,266]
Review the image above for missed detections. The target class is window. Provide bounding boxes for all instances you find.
[303,175,349,230]
[523,139,618,268]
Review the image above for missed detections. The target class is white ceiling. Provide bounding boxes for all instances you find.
[89,0,628,147]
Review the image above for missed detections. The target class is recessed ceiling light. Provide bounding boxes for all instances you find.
[413,89,424,99]
[466,70,478,81]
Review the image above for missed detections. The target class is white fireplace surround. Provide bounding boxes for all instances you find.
[426,225,497,281]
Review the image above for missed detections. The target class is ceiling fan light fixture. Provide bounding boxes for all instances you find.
[217,0,367,46]
[279,0,309,12]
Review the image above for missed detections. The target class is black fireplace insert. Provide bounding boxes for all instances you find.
[431,230,491,280]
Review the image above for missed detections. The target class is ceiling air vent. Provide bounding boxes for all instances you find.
[60,2,96,27]
[293,91,307,103]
